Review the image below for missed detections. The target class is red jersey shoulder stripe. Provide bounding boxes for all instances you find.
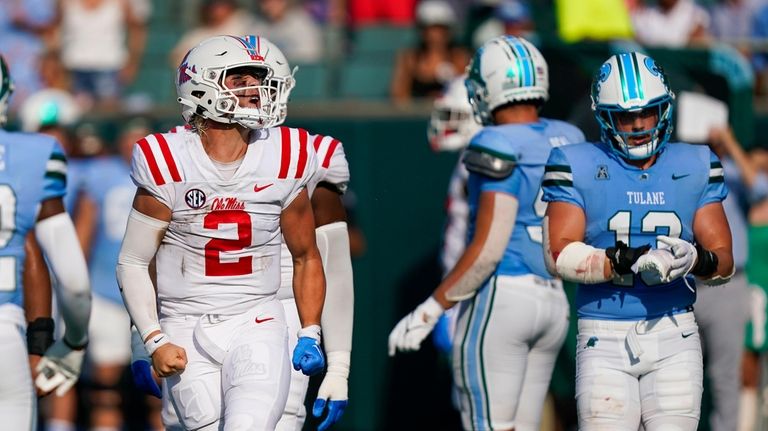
[322,139,340,169]
[295,128,309,179]
[278,126,292,179]
[136,138,165,186]
[312,134,325,151]
[154,134,182,182]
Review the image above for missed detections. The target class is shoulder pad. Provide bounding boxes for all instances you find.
[462,147,516,179]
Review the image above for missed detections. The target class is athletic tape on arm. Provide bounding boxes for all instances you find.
[117,209,168,341]
[445,193,518,301]
[35,212,91,346]
[555,241,612,284]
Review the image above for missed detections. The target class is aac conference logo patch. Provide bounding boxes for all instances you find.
[185,188,206,209]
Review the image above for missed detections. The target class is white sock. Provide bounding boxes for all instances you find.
[739,388,758,431]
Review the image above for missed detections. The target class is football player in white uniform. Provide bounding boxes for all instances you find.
[428,75,481,356]
[116,35,327,430]
[131,37,354,431]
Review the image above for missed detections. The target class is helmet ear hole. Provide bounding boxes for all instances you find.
[191,90,205,99]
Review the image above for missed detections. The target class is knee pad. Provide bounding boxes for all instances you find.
[170,379,220,430]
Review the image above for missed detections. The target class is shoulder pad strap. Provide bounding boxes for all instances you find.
[462,147,516,179]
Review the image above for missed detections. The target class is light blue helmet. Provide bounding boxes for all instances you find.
[0,55,14,127]
[591,52,675,160]
[465,35,548,126]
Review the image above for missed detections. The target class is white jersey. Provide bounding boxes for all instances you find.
[440,156,469,275]
[277,133,350,299]
[130,128,317,318]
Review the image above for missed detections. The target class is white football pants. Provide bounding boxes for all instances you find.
[0,304,35,431]
[161,299,291,430]
[275,297,309,431]
[452,274,569,431]
[576,311,703,431]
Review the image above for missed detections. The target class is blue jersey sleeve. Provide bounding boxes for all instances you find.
[698,151,728,208]
[42,141,67,201]
[542,147,583,208]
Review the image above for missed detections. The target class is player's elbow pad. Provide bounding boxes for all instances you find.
[35,212,91,346]
[117,210,168,341]
[555,241,611,284]
[316,222,354,354]
[445,193,517,301]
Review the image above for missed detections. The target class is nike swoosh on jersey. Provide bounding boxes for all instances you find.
[681,331,695,338]
[253,183,274,192]
[672,173,690,180]
[255,317,274,324]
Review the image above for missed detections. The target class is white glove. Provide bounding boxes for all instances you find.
[657,236,697,281]
[35,339,86,396]
[388,296,444,356]
[632,248,676,284]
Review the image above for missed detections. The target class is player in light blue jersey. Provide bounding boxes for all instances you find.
[0,54,91,429]
[543,52,734,430]
[389,36,584,431]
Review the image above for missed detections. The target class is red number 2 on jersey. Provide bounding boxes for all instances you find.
[204,210,252,276]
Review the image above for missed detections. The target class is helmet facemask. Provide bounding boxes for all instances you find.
[595,97,674,160]
[0,57,14,127]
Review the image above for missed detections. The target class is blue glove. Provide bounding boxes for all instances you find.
[292,336,325,376]
[431,314,453,355]
[131,359,162,399]
[313,398,348,431]
[129,325,162,398]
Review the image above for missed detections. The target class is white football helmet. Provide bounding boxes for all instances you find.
[0,56,14,127]
[591,52,675,160]
[19,89,81,132]
[428,75,481,152]
[176,35,295,129]
[465,35,548,126]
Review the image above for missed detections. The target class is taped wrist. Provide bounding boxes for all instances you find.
[606,241,651,275]
[692,244,719,277]
[27,318,55,355]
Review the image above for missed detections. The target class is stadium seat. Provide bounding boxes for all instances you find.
[351,25,417,56]
[338,58,394,99]
[291,63,330,100]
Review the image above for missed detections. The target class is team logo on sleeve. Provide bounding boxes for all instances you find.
[596,165,610,180]
[185,188,206,209]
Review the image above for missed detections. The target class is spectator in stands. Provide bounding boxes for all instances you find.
[390,0,469,104]
[631,0,711,47]
[170,0,255,70]
[696,126,768,431]
[54,0,149,110]
[251,0,323,64]
[472,0,536,50]
[0,0,56,112]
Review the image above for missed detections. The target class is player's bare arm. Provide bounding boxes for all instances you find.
[23,232,53,396]
[434,191,516,308]
[311,184,347,226]
[692,201,734,279]
[118,188,186,377]
[282,188,325,327]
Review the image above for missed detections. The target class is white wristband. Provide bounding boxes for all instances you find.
[298,325,322,342]
[144,332,170,356]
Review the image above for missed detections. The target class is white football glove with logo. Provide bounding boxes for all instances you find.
[35,338,86,396]
[388,296,444,356]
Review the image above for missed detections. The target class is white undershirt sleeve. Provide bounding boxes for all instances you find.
[35,212,92,346]
[316,221,354,356]
[116,209,168,341]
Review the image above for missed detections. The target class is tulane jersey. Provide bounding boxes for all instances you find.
[0,130,67,307]
[465,119,584,279]
[83,156,134,304]
[543,141,727,320]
